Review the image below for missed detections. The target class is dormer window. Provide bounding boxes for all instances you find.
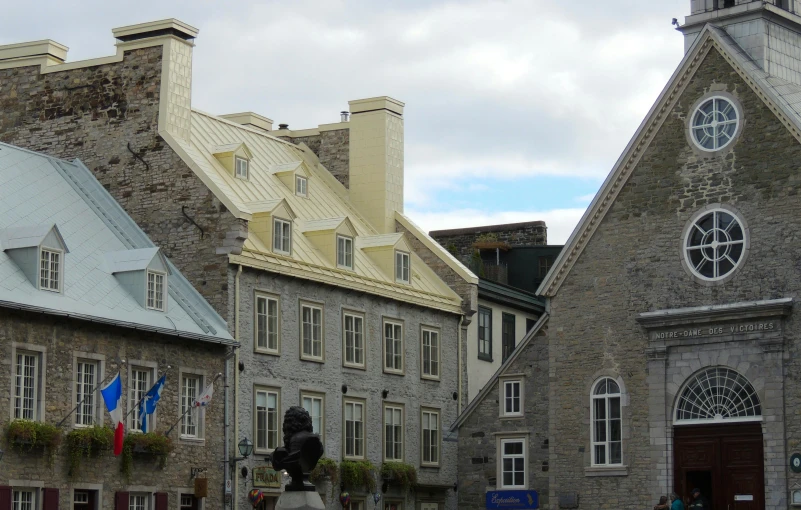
[273,218,292,255]
[395,250,410,284]
[146,270,166,311]
[337,235,354,270]
[235,157,249,180]
[39,248,61,292]
[296,175,308,197]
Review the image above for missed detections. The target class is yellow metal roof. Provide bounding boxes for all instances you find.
[176,109,462,313]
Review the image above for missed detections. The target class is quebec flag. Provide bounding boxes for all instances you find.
[139,374,166,433]
[100,372,124,455]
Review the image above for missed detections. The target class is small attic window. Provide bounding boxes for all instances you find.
[395,250,410,284]
[39,248,62,292]
[296,175,308,197]
[146,270,166,311]
[337,235,354,270]
[235,157,249,180]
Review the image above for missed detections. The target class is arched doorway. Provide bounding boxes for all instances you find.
[673,367,765,510]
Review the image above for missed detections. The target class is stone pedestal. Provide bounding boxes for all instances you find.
[276,491,325,510]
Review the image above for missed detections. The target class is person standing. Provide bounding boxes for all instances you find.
[654,496,670,510]
[670,493,685,510]
[687,488,709,510]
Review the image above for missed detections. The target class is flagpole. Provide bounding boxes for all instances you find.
[123,367,171,421]
[56,361,127,428]
[165,373,221,437]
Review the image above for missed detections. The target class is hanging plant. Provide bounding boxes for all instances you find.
[121,432,173,479]
[380,462,417,492]
[5,420,61,452]
[310,457,339,485]
[65,426,114,477]
[340,460,376,493]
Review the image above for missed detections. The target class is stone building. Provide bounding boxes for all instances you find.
[0,19,478,510]
[0,143,235,509]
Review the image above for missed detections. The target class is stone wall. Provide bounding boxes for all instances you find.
[0,46,241,318]
[277,128,350,188]
[457,324,549,509]
[547,46,801,510]
[430,222,547,268]
[0,308,227,509]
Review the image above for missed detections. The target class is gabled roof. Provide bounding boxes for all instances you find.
[212,141,253,159]
[269,161,306,176]
[105,247,166,274]
[537,23,801,298]
[0,224,68,252]
[303,217,354,234]
[244,198,296,218]
[0,142,235,345]
[450,313,549,431]
[356,233,406,250]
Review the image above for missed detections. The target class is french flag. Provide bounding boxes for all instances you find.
[100,373,125,456]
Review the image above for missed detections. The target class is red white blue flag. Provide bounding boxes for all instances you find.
[100,372,124,455]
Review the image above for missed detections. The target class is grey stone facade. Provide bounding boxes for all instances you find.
[277,128,350,188]
[430,221,548,268]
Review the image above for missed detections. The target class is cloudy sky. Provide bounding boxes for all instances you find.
[1,0,689,243]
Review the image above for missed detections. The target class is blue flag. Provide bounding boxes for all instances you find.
[140,374,166,433]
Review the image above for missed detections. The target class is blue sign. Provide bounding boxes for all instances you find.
[486,490,539,509]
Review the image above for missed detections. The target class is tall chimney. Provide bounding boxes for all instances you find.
[347,96,405,234]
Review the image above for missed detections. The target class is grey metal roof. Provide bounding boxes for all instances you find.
[478,278,544,313]
[105,247,163,273]
[0,142,235,345]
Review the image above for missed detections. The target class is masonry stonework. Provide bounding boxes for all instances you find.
[430,222,547,268]
[277,128,350,188]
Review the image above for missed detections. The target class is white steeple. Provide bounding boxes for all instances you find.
[679,1,801,84]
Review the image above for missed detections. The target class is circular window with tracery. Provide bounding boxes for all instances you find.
[675,367,761,424]
[690,96,740,152]
[684,208,746,281]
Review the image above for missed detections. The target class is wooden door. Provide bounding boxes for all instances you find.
[721,436,764,510]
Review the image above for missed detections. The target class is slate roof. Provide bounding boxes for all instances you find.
[0,142,235,344]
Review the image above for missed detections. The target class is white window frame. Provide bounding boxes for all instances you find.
[689,95,740,152]
[255,293,280,355]
[273,218,292,255]
[337,235,354,270]
[500,378,523,418]
[39,248,62,292]
[342,311,365,369]
[300,302,324,362]
[681,205,749,283]
[498,436,528,489]
[255,387,280,453]
[179,494,195,509]
[180,372,204,440]
[383,319,404,375]
[421,327,440,381]
[395,250,410,284]
[129,492,151,510]
[590,377,623,467]
[235,156,249,180]
[383,403,404,462]
[343,398,365,460]
[12,347,44,421]
[74,357,102,427]
[12,488,37,510]
[295,175,308,197]
[146,270,166,311]
[128,363,156,432]
[421,408,440,467]
[301,391,325,442]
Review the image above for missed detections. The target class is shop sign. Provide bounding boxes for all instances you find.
[485,490,539,509]
[253,466,282,488]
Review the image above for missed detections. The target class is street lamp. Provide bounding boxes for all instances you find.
[237,438,253,460]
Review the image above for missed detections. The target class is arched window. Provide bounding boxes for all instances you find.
[675,367,761,424]
[591,378,622,466]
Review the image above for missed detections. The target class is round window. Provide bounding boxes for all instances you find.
[684,208,746,281]
[690,96,739,151]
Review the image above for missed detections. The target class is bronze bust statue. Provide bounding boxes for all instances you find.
[271,406,324,491]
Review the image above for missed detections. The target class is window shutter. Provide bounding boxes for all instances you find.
[0,486,10,510]
[114,492,129,510]
[43,488,59,510]
[155,493,168,510]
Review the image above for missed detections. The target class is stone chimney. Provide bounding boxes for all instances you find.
[347,96,405,234]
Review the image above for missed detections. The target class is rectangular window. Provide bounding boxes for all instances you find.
[478,307,492,361]
[129,493,149,510]
[395,250,410,283]
[235,157,249,179]
[343,312,365,368]
[129,367,153,431]
[273,218,292,255]
[538,256,553,278]
[295,175,307,197]
[384,404,404,461]
[384,503,402,510]
[500,438,526,489]
[255,388,279,452]
[14,351,40,420]
[40,248,60,291]
[256,294,280,353]
[351,502,364,510]
[146,271,165,311]
[344,399,364,459]
[301,392,324,439]
[592,390,622,466]
[301,304,324,361]
[74,492,89,504]
[180,495,195,510]
[337,235,354,270]
[383,320,403,373]
[12,489,35,510]
[75,359,99,426]
[421,409,439,466]
[181,374,202,438]
[502,313,515,362]
[502,380,522,417]
[421,328,440,380]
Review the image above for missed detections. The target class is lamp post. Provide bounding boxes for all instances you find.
[237,438,253,460]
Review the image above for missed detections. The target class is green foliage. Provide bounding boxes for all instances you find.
[446,243,459,257]
[475,233,499,243]
[5,420,61,452]
[65,426,114,477]
[381,462,418,492]
[310,457,339,485]
[470,249,485,277]
[121,432,173,479]
[340,459,376,492]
